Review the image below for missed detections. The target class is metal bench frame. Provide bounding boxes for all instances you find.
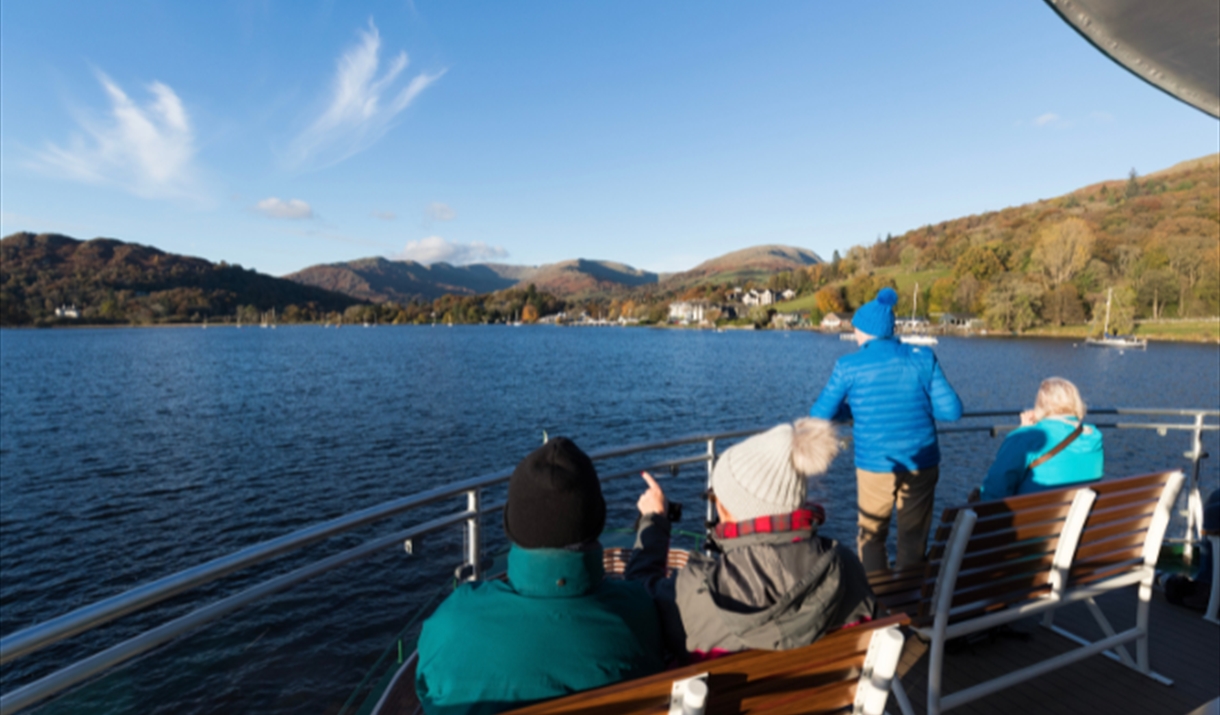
[893,470,1185,715]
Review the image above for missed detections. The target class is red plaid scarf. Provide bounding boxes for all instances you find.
[714,503,826,540]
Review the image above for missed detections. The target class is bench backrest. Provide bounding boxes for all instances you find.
[603,547,690,578]
[505,614,908,715]
[914,471,1183,625]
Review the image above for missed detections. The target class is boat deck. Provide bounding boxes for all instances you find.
[895,588,1219,714]
[374,584,1218,714]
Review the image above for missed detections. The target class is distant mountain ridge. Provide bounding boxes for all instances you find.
[285,258,521,303]
[286,245,821,302]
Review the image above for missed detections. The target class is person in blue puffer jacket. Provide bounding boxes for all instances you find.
[978,377,1103,500]
[810,287,962,573]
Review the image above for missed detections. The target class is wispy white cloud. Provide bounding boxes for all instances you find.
[372,210,397,221]
[1033,112,1060,127]
[393,236,507,265]
[426,201,456,221]
[32,72,204,202]
[286,20,445,170]
[255,197,314,219]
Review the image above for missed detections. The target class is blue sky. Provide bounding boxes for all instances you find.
[2,2,1216,277]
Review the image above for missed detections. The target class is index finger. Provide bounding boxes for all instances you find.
[640,471,660,491]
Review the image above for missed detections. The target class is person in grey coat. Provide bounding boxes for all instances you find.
[625,418,876,662]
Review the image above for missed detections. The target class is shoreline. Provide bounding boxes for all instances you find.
[4,321,1219,344]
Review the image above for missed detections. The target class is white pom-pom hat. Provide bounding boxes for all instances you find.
[711,418,840,522]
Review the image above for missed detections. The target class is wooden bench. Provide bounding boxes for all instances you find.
[873,470,1185,715]
[505,614,909,715]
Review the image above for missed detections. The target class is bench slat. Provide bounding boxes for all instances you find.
[950,553,1056,593]
[955,538,1060,573]
[1089,472,1174,494]
[930,520,1064,561]
[948,569,1052,609]
[505,615,907,715]
[1076,513,1153,547]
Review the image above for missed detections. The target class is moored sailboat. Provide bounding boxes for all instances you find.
[1086,288,1148,349]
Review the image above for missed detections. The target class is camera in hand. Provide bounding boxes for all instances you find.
[666,501,683,523]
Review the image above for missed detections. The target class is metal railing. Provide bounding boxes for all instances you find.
[1,408,1215,713]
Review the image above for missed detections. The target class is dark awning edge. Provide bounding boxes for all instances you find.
[1043,0,1219,119]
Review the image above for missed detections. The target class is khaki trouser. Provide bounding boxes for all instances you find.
[856,466,939,572]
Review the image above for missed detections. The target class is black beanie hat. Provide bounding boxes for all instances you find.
[503,437,606,548]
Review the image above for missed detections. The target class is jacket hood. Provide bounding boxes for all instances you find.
[507,544,605,598]
[685,534,854,652]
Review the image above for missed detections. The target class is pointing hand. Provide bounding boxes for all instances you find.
[637,472,668,516]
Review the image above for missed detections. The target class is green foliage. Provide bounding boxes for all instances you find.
[952,246,1004,282]
[984,277,1044,333]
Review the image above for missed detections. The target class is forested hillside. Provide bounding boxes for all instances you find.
[760,155,1219,333]
[0,233,361,326]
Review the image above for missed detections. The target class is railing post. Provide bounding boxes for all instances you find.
[1184,412,1207,546]
[466,489,482,582]
[705,438,717,552]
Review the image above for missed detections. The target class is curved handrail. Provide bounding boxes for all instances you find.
[1,407,1215,713]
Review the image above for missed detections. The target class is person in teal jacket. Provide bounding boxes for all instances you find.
[415,438,664,715]
[979,377,1104,499]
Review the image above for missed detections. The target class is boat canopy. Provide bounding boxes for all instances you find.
[1043,0,1220,118]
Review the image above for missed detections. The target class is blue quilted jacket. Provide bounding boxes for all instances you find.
[810,338,962,472]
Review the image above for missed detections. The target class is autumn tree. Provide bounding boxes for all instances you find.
[1042,284,1085,326]
[1154,217,1220,316]
[927,277,956,314]
[948,275,978,313]
[952,246,1004,282]
[984,277,1044,333]
[1031,218,1095,288]
[814,286,845,314]
[521,303,539,323]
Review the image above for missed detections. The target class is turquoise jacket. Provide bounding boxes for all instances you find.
[810,338,962,472]
[980,416,1104,499]
[415,545,664,715]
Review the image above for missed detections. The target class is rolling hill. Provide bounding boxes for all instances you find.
[0,233,360,326]
[286,246,821,302]
[284,257,521,303]
[660,245,823,289]
[287,256,661,301]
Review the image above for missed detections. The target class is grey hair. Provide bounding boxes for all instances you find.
[1032,377,1087,421]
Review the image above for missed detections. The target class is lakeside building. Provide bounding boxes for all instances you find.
[771,312,803,328]
[940,312,985,330]
[820,312,853,331]
[668,300,708,324]
[741,289,775,307]
[54,305,80,319]
[896,317,932,333]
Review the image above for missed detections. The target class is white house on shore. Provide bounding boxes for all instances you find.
[820,312,852,330]
[668,301,707,324]
[741,289,775,307]
[55,305,80,319]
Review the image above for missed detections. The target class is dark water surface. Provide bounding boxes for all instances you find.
[2,326,1217,713]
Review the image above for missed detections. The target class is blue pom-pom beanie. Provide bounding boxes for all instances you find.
[852,287,898,338]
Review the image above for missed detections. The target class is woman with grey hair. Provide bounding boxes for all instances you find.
[977,377,1104,500]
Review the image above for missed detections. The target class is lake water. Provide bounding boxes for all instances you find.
[2,326,1217,713]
